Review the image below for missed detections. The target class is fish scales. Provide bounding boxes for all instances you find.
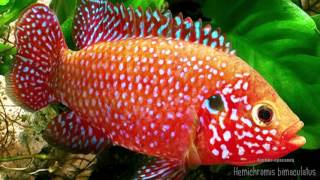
[55,37,243,160]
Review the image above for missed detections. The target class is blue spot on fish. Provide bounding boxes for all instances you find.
[212,31,218,38]
[84,139,89,148]
[81,126,85,136]
[88,126,93,136]
[23,66,29,72]
[211,41,217,48]
[175,17,181,25]
[219,35,224,45]
[96,137,104,149]
[91,136,97,145]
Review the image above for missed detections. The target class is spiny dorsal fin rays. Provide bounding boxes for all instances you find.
[73,0,232,52]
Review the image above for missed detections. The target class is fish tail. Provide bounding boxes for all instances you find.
[6,4,67,111]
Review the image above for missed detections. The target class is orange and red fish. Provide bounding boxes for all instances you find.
[7,0,306,179]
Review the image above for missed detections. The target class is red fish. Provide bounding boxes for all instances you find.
[7,0,306,179]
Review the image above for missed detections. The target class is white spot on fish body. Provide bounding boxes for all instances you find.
[235,123,244,129]
[241,117,252,127]
[230,109,239,121]
[266,136,272,142]
[209,124,221,145]
[242,82,249,90]
[270,129,277,135]
[256,135,263,141]
[235,131,254,139]
[262,130,269,135]
[243,141,260,148]
[237,144,245,156]
[212,149,219,156]
[221,144,230,159]
[219,112,226,129]
[234,80,243,90]
[263,143,271,151]
[223,131,231,142]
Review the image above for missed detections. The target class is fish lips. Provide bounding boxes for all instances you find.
[282,121,306,148]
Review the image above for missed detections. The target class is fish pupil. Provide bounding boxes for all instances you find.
[208,94,224,111]
[258,106,273,123]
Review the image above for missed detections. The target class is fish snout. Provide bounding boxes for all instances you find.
[282,120,306,147]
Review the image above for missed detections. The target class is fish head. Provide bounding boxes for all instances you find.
[195,66,305,166]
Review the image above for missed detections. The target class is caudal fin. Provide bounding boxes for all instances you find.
[6,4,66,111]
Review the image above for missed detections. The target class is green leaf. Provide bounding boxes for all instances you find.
[0,0,33,75]
[60,17,77,50]
[49,0,77,49]
[0,43,16,56]
[0,0,36,26]
[312,14,320,31]
[201,0,320,149]
[49,0,77,24]
[0,0,12,13]
[108,0,165,10]
[0,0,9,6]
[0,44,16,75]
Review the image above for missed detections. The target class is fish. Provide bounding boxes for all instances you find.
[6,0,306,179]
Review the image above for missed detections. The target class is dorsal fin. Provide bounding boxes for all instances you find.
[72,0,231,52]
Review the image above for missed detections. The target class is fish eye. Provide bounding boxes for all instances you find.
[204,94,225,114]
[258,106,273,123]
[252,103,274,126]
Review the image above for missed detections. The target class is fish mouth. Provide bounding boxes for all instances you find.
[282,121,306,147]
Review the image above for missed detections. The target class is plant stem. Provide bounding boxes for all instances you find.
[0,154,51,162]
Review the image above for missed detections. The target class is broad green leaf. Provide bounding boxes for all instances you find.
[291,0,302,7]
[0,44,16,75]
[0,24,8,37]
[49,0,77,24]
[108,0,165,10]
[201,0,320,149]
[49,0,77,49]
[0,0,34,75]
[0,43,16,56]
[0,0,12,13]
[0,0,36,26]
[312,14,320,30]
[0,0,9,6]
[60,17,76,50]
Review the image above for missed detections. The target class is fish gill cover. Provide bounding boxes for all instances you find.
[0,0,319,179]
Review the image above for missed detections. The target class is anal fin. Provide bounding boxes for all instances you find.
[135,158,186,180]
[43,111,110,153]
